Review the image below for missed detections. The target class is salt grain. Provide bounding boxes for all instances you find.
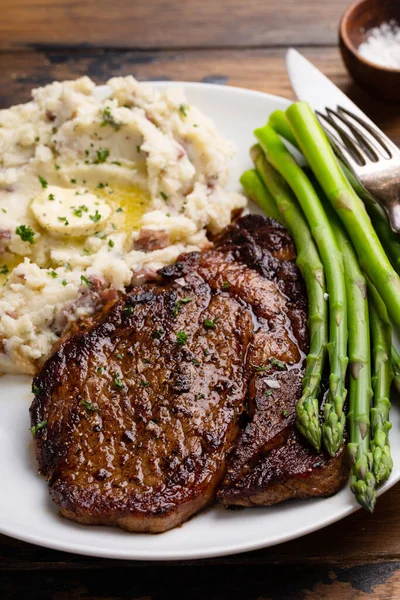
[264,379,281,389]
[358,20,400,69]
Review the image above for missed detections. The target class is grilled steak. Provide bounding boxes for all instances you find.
[30,215,348,533]
[219,430,348,506]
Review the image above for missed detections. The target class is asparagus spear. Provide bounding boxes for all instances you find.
[254,124,348,456]
[392,345,400,394]
[286,102,400,332]
[268,110,400,273]
[249,144,327,450]
[351,186,400,275]
[368,284,393,485]
[268,110,299,147]
[239,169,281,222]
[320,197,375,510]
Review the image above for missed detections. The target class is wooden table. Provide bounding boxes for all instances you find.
[2,1,400,598]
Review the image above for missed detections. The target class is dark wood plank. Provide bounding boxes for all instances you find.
[2,0,349,50]
[1,561,400,599]
[2,46,400,144]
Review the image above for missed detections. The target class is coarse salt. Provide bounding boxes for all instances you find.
[358,20,400,69]
[264,379,281,389]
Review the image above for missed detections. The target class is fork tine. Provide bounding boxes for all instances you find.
[316,111,365,170]
[337,106,400,159]
[327,108,380,162]
[317,110,366,166]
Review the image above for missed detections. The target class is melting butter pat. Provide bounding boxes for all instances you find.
[31,186,111,237]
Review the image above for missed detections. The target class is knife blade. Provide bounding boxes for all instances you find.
[286,48,377,129]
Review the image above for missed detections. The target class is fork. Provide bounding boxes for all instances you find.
[315,105,400,233]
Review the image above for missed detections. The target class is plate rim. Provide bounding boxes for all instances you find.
[1,80,399,561]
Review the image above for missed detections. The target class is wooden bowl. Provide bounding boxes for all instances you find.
[339,0,400,102]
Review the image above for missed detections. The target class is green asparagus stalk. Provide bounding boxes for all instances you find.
[368,284,393,485]
[286,102,400,332]
[268,110,299,147]
[320,197,375,510]
[239,169,281,222]
[392,345,400,394]
[351,186,400,275]
[254,124,348,456]
[249,144,327,451]
[268,110,400,273]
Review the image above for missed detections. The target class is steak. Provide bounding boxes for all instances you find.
[30,215,348,533]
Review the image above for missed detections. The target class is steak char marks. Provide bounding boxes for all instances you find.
[30,215,348,533]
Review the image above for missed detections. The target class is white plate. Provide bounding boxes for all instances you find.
[1,82,399,561]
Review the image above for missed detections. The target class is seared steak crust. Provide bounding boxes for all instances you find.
[219,431,349,506]
[30,215,347,533]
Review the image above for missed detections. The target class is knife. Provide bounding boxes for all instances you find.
[286,48,377,130]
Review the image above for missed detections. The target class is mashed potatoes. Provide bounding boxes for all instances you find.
[0,76,246,374]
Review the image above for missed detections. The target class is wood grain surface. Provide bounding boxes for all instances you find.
[2,1,400,598]
[2,0,349,49]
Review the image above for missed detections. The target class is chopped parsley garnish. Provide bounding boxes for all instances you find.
[1,208,6,213]
[112,161,121,166]
[113,373,124,390]
[264,389,273,397]
[101,106,122,130]
[58,216,69,226]
[80,275,92,287]
[108,239,115,248]
[173,296,192,317]
[31,384,41,395]
[35,136,40,142]
[195,393,205,400]
[31,420,47,436]
[122,305,134,315]
[47,270,57,278]
[97,182,107,189]
[73,207,84,217]
[179,104,188,117]
[116,353,123,359]
[222,281,230,290]
[140,379,150,388]
[136,145,141,153]
[0,265,9,275]
[204,348,210,356]
[282,409,288,417]
[116,207,123,213]
[71,178,76,184]
[82,400,99,412]
[89,210,101,223]
[55,164,61,170]
[38,175,48,189]
[82,248,91,256]
[61,279,68,286]
[253,364,270,373]
[160,191,168,201]
[16,225,35,244]
[94,148,110,164]
[269,356,286,370]
[152,327,164,339]
[95,365,105,374]
[204,317,217,329]
[48,193,55,201]
[192,358,201,366]
[176,330,189,346]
